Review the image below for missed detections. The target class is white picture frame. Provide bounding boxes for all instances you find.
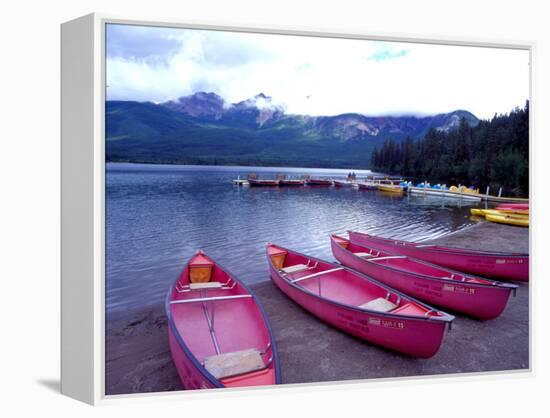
[60,12,533,405]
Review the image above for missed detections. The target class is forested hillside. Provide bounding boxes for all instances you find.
[371,102,529,196]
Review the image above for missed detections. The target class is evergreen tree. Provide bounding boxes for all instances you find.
[370,103,528,196]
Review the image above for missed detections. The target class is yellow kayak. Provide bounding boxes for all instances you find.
[470,208,529,219]
[492,209,529,215]
[485,213,529,227]
[377,185,404,194]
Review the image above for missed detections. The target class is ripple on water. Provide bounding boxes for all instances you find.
[106,163,477,315]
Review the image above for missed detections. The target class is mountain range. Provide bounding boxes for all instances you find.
[106,92,479,168]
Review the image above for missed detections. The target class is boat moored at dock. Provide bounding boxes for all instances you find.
[266,243,454,358]
[167,250,280,389]
[247,174,280,187]
[279,178,305,186]
[305,177,334,186]
[333,180,355,187]
[377,184,405,194]
[357,182,378,190]
[408,185,482,201]
[331,235,517,319]
[348,231,529,282]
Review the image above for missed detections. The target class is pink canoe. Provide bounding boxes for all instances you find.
[248,178,280,187]
[496,203,529,210]
[267,244,454,358]
[331,235,517,319]
[349,231,529,282]
[167,250,281,390]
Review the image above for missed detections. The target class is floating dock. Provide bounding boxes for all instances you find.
[408,186,482,201]
[232,177,249,186]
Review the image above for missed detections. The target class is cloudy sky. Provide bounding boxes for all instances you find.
[106,23,529,120]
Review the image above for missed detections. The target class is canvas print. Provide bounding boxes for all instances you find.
[105,23,529,394]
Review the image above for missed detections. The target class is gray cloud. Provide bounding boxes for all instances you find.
[106,24,183,63]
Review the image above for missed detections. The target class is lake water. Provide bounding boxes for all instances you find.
[106,163,478,316]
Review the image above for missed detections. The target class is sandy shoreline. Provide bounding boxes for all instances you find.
[106,221,529,395]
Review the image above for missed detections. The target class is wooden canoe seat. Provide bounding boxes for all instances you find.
[354,252,374,258]
[189,282,223,290]
[359,297,397,312]
[204,348,265,379]
[281,264,309,274]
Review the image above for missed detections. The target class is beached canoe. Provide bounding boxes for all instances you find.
[496,203,529,211]
[470,208,529,218]
[266,244,454,358]
[305,178,334,186]
[331,235,517,319]
[167,250,281,390]
[492,209,530,215]
[492,208,529,215]
[348,231,529,282]
[486,214,529,228]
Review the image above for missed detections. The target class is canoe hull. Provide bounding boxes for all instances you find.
[269,264,447,358]
[470,208,528,218]
[486,214,529,227]
[331,237,516,320]
[496,203,529,210]
[349,231,529,282]
[168,319,219,390]
[267,247,452,358]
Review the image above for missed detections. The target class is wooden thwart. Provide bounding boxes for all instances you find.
[291,267,344,284]
[170,294,252,304]
[368,256,407,262]
[189,281,223,290]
